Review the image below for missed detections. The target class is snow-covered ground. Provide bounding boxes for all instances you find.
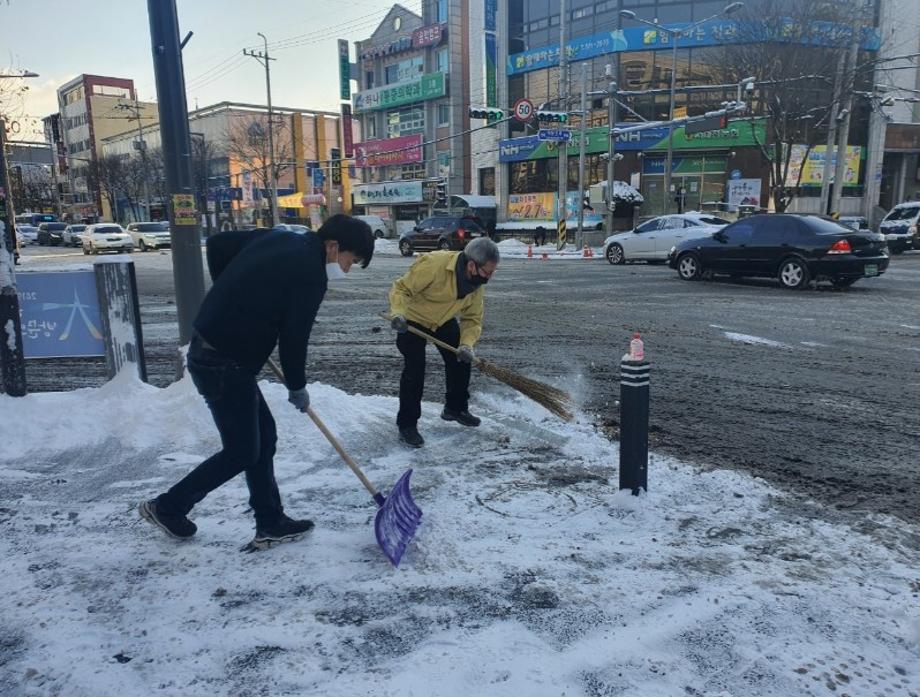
[1,371,918,696]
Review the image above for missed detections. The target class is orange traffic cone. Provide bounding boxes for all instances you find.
[527,244,533,259]
[582,242,593,258]
[541,251,549,260]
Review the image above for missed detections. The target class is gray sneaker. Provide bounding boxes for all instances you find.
[139,499,197,540]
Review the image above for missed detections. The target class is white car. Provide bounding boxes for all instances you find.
[604,213,731,265]
[16,224,39,245]
[126,221,172,251]
[878,202,919,254]
[82,224,134,255]
[353,214,391,239]
[62,224,87,247]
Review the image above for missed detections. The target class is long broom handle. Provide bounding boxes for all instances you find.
[266,358,381,501]
[380,313,477,363]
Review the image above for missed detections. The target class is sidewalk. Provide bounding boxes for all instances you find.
[0,373,917,696]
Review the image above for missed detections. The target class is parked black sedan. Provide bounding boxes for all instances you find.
[36,222,68,246]
[399,215,485,256]
[668,214,889,289]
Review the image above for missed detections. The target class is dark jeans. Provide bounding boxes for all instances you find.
[397,319,471,428]
[157,336,283,526]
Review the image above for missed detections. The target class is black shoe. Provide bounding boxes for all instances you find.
[398,426,425,448]
[244,514,315,552]
[441,408,481,427]
[139,499,197,540]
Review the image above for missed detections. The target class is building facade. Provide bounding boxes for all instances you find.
[49,74,158,222]
[101,102,351,228]
[352,1,483,234]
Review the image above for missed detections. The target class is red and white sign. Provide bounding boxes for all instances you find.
[341,104,354,158]
[354,133,423,168]
[513,98,535,122]
[301,194,326,206]
[412,24,444,48]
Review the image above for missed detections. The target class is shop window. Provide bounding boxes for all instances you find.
[479,167,495,196]
[386,107,425,138]
[399,163,427,180]
[437,103,450,126]
[365,71,374,89]
[437,0,448,23]
[437,48,449,75]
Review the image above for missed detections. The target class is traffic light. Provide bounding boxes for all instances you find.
[435,180,447,205]
[469,107,504,122]
[536,110,568,123]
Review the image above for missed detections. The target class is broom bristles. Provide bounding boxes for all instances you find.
[476,358,575,421]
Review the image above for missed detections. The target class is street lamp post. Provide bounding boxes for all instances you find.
[620,2,744,214]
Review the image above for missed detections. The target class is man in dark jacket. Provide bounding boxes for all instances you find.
[140,215,374,550]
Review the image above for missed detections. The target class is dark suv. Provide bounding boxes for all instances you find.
[37,222,68,246]
[399,216,485,256]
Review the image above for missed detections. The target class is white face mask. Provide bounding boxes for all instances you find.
[326,261,348,281]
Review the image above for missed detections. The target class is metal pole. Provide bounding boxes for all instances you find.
[664,34,679,214]
[577,62,588,247]
[863,105,888,223]
[258,33,279,228]
[147,0,206,348]
[0,118,27,396]
[605,81,618,236]
[619,354,650,495]
[831,33,862,216]
[134,96,151,221]
[556,0,568,251]
[820,51,847,214]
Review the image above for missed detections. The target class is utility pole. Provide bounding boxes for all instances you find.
[576,62,588,248]
[116,98,152,221]
[556,0,568,251]
[244,34,279,227]
[819,51,847,215]
[831,31,862,216]
[606,81,619,236]
[0,119,27,396]
[147,0,206,349]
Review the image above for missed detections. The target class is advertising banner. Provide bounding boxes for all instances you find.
[785,145,863,187]
[726,178,763,209]
[17,271,105,359]
[354,134,424,168]
[341,104,354,158]
[353,181,424,206]
[412,24,444,48]
[507,192,604,225]
[353,72,446,113]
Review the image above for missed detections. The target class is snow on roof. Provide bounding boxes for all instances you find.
[597,180,644,204]
[451,195,497,208]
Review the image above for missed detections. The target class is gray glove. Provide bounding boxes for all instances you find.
[391,315,408,333]
[288,387,310,412]
[457,345,475,364]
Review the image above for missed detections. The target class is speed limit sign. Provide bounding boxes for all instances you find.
[513,98,535,122]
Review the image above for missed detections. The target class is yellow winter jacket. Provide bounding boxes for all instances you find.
[388,251,484,347]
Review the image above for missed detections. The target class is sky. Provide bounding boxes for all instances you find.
[0,0,421,141]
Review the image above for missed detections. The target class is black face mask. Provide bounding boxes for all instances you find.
[468,273,489,287]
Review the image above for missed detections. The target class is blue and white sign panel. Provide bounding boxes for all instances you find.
[538,129,572,142]
[313,168,325,188]
[507,21,880,75]
[17,271,105,359]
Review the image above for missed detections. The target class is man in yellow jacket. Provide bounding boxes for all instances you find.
[388,237,500,447]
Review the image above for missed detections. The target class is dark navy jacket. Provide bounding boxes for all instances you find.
[196,229,326,391]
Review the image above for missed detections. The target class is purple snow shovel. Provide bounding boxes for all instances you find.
[267,359,421,567]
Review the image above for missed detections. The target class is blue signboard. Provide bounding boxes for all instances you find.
[507,20,880,75]
[17,271,105,359]
[313,168,325,188]
[500,123,669,163]
[484,0,496,32]
[538,129,572,142]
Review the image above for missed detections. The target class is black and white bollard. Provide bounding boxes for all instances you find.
[93,257,147,382]
[619,348,650,495]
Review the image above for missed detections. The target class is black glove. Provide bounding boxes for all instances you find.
[288,387,310,412]
[391,315,408,333]
[457,345,475,364]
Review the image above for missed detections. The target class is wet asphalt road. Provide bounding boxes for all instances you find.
[15,244,920,526]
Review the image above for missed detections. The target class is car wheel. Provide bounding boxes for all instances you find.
[139,240,147,252]
[778,257,811,290]
[606,243,625,265]
[399,240,413,257]
[438,238,451,250]
[374,229,385,239]
[677,252,702,281]
[831,277,858,288]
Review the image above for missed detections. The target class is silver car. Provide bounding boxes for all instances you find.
[62,224,87,247]
[126,221,172,251]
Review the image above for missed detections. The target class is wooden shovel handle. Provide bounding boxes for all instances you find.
[266,358,380,499]
[381,312,469,359]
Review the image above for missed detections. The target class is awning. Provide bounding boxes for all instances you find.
[450,195,497,209]
[277,192,306,208]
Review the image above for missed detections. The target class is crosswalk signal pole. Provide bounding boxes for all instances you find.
[556,0,568,251]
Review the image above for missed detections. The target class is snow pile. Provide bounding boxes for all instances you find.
[1,374,918,696]
[496,239,605,260]
[374,237,402,256]
[595,180,644,204]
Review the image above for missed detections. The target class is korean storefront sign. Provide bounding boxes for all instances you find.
[353,181,424,205]
[412,24,444,48]
[338,39,351,101]
[354,134,423,167]
[506,21,880,76]
[353,72,446,113]
[499,119,766,162]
